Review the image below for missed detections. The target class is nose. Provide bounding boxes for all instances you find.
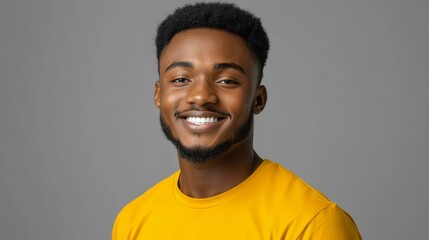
[185,80,218,106]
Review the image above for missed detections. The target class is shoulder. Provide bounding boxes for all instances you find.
[262,160,361,239]
[112,171,178,230]
[262,160,332,212]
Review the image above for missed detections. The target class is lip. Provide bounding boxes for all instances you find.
[175,110,230,119]
[179,117,226,133]
[175,110,230,133]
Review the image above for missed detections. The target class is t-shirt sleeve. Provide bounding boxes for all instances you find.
[111,215,118,240]
[298,203,362,240]
[112,209,126,240]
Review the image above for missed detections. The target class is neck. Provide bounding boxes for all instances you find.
[177,137,262,198]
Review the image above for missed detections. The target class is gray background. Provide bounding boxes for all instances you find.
[1,0,428,239]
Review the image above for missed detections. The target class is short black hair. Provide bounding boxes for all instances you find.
[156,2,270,83]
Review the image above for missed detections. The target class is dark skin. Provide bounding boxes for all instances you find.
[154,28,267,198]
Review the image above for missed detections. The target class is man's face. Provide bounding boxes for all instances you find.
[155,28,264,163]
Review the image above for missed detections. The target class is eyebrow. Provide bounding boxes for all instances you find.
[164,61,246,75]
[214,63,246,75]
[164,61,194,73]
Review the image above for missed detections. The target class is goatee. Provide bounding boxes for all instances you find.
[160,110,253,164]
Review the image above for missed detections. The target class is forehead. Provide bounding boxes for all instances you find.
[159,28,258,78]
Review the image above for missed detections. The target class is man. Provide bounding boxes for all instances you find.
[112,2,361,239]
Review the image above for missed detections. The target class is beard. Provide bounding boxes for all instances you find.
[160,110,253,164]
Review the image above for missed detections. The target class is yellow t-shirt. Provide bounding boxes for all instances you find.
[112,160,361,239]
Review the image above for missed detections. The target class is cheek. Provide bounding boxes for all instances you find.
[161,89,185,110]
[223,93,253,119]
[165,93,178,107]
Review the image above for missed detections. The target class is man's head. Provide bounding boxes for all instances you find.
[155,2,270,84]
[154,3,269,164]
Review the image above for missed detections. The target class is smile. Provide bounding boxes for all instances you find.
[186,117,218,125]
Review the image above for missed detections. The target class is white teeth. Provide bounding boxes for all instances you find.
[186,117,218,125]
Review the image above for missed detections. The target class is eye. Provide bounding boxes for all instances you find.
[218,79,238,85]
[171,78,190,84]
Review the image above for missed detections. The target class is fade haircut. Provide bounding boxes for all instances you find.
[155,2,270,84]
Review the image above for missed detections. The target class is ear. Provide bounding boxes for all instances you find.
[154,80,161,109]
[253,85,267,114]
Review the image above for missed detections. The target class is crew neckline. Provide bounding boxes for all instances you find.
[173,159,273,208]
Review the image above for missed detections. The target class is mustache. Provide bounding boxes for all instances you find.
[174,105,230,118]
